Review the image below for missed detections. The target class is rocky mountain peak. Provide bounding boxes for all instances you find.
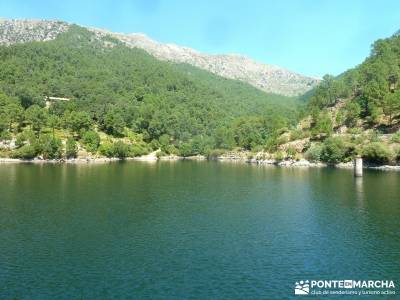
[0,19,320,96]
[90,28,320,96]
[0,19,68,45]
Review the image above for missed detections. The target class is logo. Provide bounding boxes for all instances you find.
[294,279,396,296]
[344,280,353,288]
[295,280,310,295]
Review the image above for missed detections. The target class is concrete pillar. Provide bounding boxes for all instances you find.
[354,156,363,177]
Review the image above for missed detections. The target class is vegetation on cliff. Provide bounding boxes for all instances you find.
[0,25,298,159]
[275,31,400,165]
[1,23,400,165]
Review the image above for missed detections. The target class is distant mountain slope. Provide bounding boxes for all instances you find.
[0,23,300,154]
[0,18,319,96]
[91,28,320,96]
[0,19,68,44]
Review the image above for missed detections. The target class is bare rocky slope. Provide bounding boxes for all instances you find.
[0,18,319,96]
[0,19,68,44]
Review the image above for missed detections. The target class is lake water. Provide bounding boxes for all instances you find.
[0,161,399,299]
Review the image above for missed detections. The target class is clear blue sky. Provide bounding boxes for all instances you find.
[1,0,399,78]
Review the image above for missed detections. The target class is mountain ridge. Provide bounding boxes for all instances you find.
[0,23,300,160]
[0,18,319,96]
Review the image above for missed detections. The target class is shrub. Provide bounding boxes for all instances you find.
[247,153,254,160]
[103,112,125,136]
[251,145,264,153]
[66,138,78,158]
[0,149,11,158]
[294,153,302,161]
[15,130,36,148]
[0,130,12,140]
[81,130,100,153]
[277,127,289,135]
[178,143,195,157]
[15,134,26,148]
[286,145,297,158]
[320,137,354,164]
[113,141,129,158]
[158,134,170,149]
[276,135,289,145]
[290,129,304,141]
[362,142,394,164]
[25,105,47,133]
[40,135,63,159]
[391,131,400,143]
[367,130,380,143]
[396,147,400,162]
[335,109,345,126]
[206,149,226,159]
[189,135,214,155]
[130,143,150,157]
[64,111,92,134]
[98,141,130,158]
[156,151,166,159]
[366,105,381,124]
[304,143,323,162]
[164,144,178,155]
[0,113,9,134]
[312,112,333,137]
[347,127,363,135]
[274,151,285,161]
[264,136,279,152]
[344,101,361,127]
[149,139,160,151]
[99,142,115,158]
[11,144,38,159]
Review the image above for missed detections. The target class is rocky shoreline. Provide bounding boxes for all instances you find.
[1,155,400,171]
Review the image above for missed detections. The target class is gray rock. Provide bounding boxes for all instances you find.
[292,159,311,167]
[0,19,320,97]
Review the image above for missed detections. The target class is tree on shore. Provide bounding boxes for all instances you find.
[25,105,47,134]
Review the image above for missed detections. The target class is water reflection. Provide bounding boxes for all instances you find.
[0,162,399,299]
[354,176,364,207]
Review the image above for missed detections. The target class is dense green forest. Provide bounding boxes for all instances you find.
[308,32,400,127]
[1,25,399,164]
[0,25,299,159]
[288,31,400,165]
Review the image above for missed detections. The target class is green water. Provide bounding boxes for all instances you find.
[0,161,399,299]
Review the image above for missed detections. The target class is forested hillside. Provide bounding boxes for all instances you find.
[3,22,398,165]
[308,32,400,129]
[0,19,319,96]
[0,25,298,159]
[277,31,400,165]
